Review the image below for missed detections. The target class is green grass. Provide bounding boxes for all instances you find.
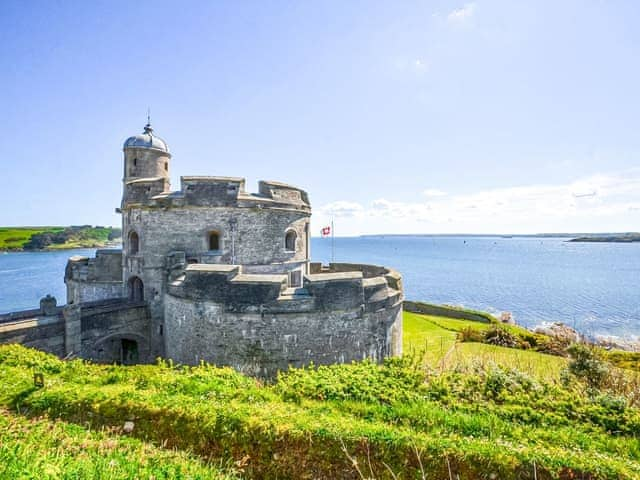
[402,312,566,379]
[1,312,639,478]
[0,409,236,479]
[0,227,64,250]
[1,332,640,479]
[0,226,120,250]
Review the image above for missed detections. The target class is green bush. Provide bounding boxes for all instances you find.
[567,343,610,389]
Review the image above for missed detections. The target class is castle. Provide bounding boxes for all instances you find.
[2,122,403,376]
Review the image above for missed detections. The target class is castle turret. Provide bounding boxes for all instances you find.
[120,122,172,357]
[122,122,171,206]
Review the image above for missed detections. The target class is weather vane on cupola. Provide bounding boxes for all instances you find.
[144,107,153,134]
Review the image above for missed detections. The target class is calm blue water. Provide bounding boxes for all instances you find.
[0,249,96,313]
[312,236,640,338]
[1,238,639,337]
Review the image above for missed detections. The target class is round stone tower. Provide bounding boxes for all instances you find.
[120,122,172,357]
[123,122,171,182]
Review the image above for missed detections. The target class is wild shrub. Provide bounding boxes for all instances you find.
[534,336,571,356]
[457,326,484,343]
[483,326,521,348]
[276,357,426,404]
[567,343,609,389]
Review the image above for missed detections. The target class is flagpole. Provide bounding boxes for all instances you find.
[331,218,334,263]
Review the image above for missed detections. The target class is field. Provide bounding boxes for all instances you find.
[0,227,64,250]
[403,312,568,378]
[0,226,120,251]
[1,312,639,479]
[0,409,234,479]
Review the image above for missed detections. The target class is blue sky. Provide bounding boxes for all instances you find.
[1,0,639,235]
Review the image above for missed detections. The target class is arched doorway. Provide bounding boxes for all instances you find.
[121,338,139,364]
[128,276,144,301]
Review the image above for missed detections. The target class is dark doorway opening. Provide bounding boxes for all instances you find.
[121,339,139,365]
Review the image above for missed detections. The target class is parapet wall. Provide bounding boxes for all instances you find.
[167,263,402,313]
[65,250,124,304]
[164,263,403,376]
[124,176,311,213]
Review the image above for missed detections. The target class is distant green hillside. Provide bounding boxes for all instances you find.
[1,312,640,479]
[569,233,640,243]
[0,226,121,251]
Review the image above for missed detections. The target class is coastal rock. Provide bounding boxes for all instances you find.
[534,322,581,343]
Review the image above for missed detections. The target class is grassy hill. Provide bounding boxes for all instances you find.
[0,226,121,251]
[0,227,65,250]
[1,312,640,479]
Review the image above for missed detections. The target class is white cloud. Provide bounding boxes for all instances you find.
[423,188,447,197]
[315,169,640,235]
[320,201,364,218]
[447,3,476,24]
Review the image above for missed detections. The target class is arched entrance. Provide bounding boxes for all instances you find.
[121,338,139,364]
[128,276,144,301]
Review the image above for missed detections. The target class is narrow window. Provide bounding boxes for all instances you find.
[128,276,144,301]
[129,231,139,255]
[285,230,297,251]
[133,158,137,166]
[288,270,302,288]
[209,231,220,251]
[164,162,168,171]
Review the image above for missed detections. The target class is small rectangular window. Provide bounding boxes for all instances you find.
[209,232,220,250]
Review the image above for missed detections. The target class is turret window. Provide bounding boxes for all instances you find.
[285,230,297,252]
[208,231,220,251]
[129,231,139,255]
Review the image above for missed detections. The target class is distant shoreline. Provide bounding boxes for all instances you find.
[0,241,122,253]
[0,226,121,252]
[359,232,640,239]
[568,235,640,243]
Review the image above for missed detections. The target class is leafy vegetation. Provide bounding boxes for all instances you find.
[0,226,121,251]
[0,227,64,250]
[2,312,640,478]
[0,409,236,479]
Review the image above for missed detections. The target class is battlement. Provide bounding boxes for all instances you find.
[122,175,310,212]
[65,250,124,305]
[167,262,402,314]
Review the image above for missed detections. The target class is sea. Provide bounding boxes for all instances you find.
[1,237,639,338]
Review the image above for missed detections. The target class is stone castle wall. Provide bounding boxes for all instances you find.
[164,263,403,377]
[0,298,150,364]
[65,250,124,304]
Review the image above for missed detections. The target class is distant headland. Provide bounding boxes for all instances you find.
[567,233,640,243]
[360,232,640,242]
[0,226,121,251]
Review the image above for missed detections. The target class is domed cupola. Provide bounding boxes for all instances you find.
[123,122,170,154]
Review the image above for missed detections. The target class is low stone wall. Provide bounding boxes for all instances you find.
[0,297,151,364]
[0,314,65,357]
[164,263,403,376]
[403,300,496,323]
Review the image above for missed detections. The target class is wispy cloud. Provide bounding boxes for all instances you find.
[320,201,364,218]
[423,188,447,197]
[447,3,476,25]
[317,170,640,234]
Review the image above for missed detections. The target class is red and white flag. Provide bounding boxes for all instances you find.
[321,225,331,237]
